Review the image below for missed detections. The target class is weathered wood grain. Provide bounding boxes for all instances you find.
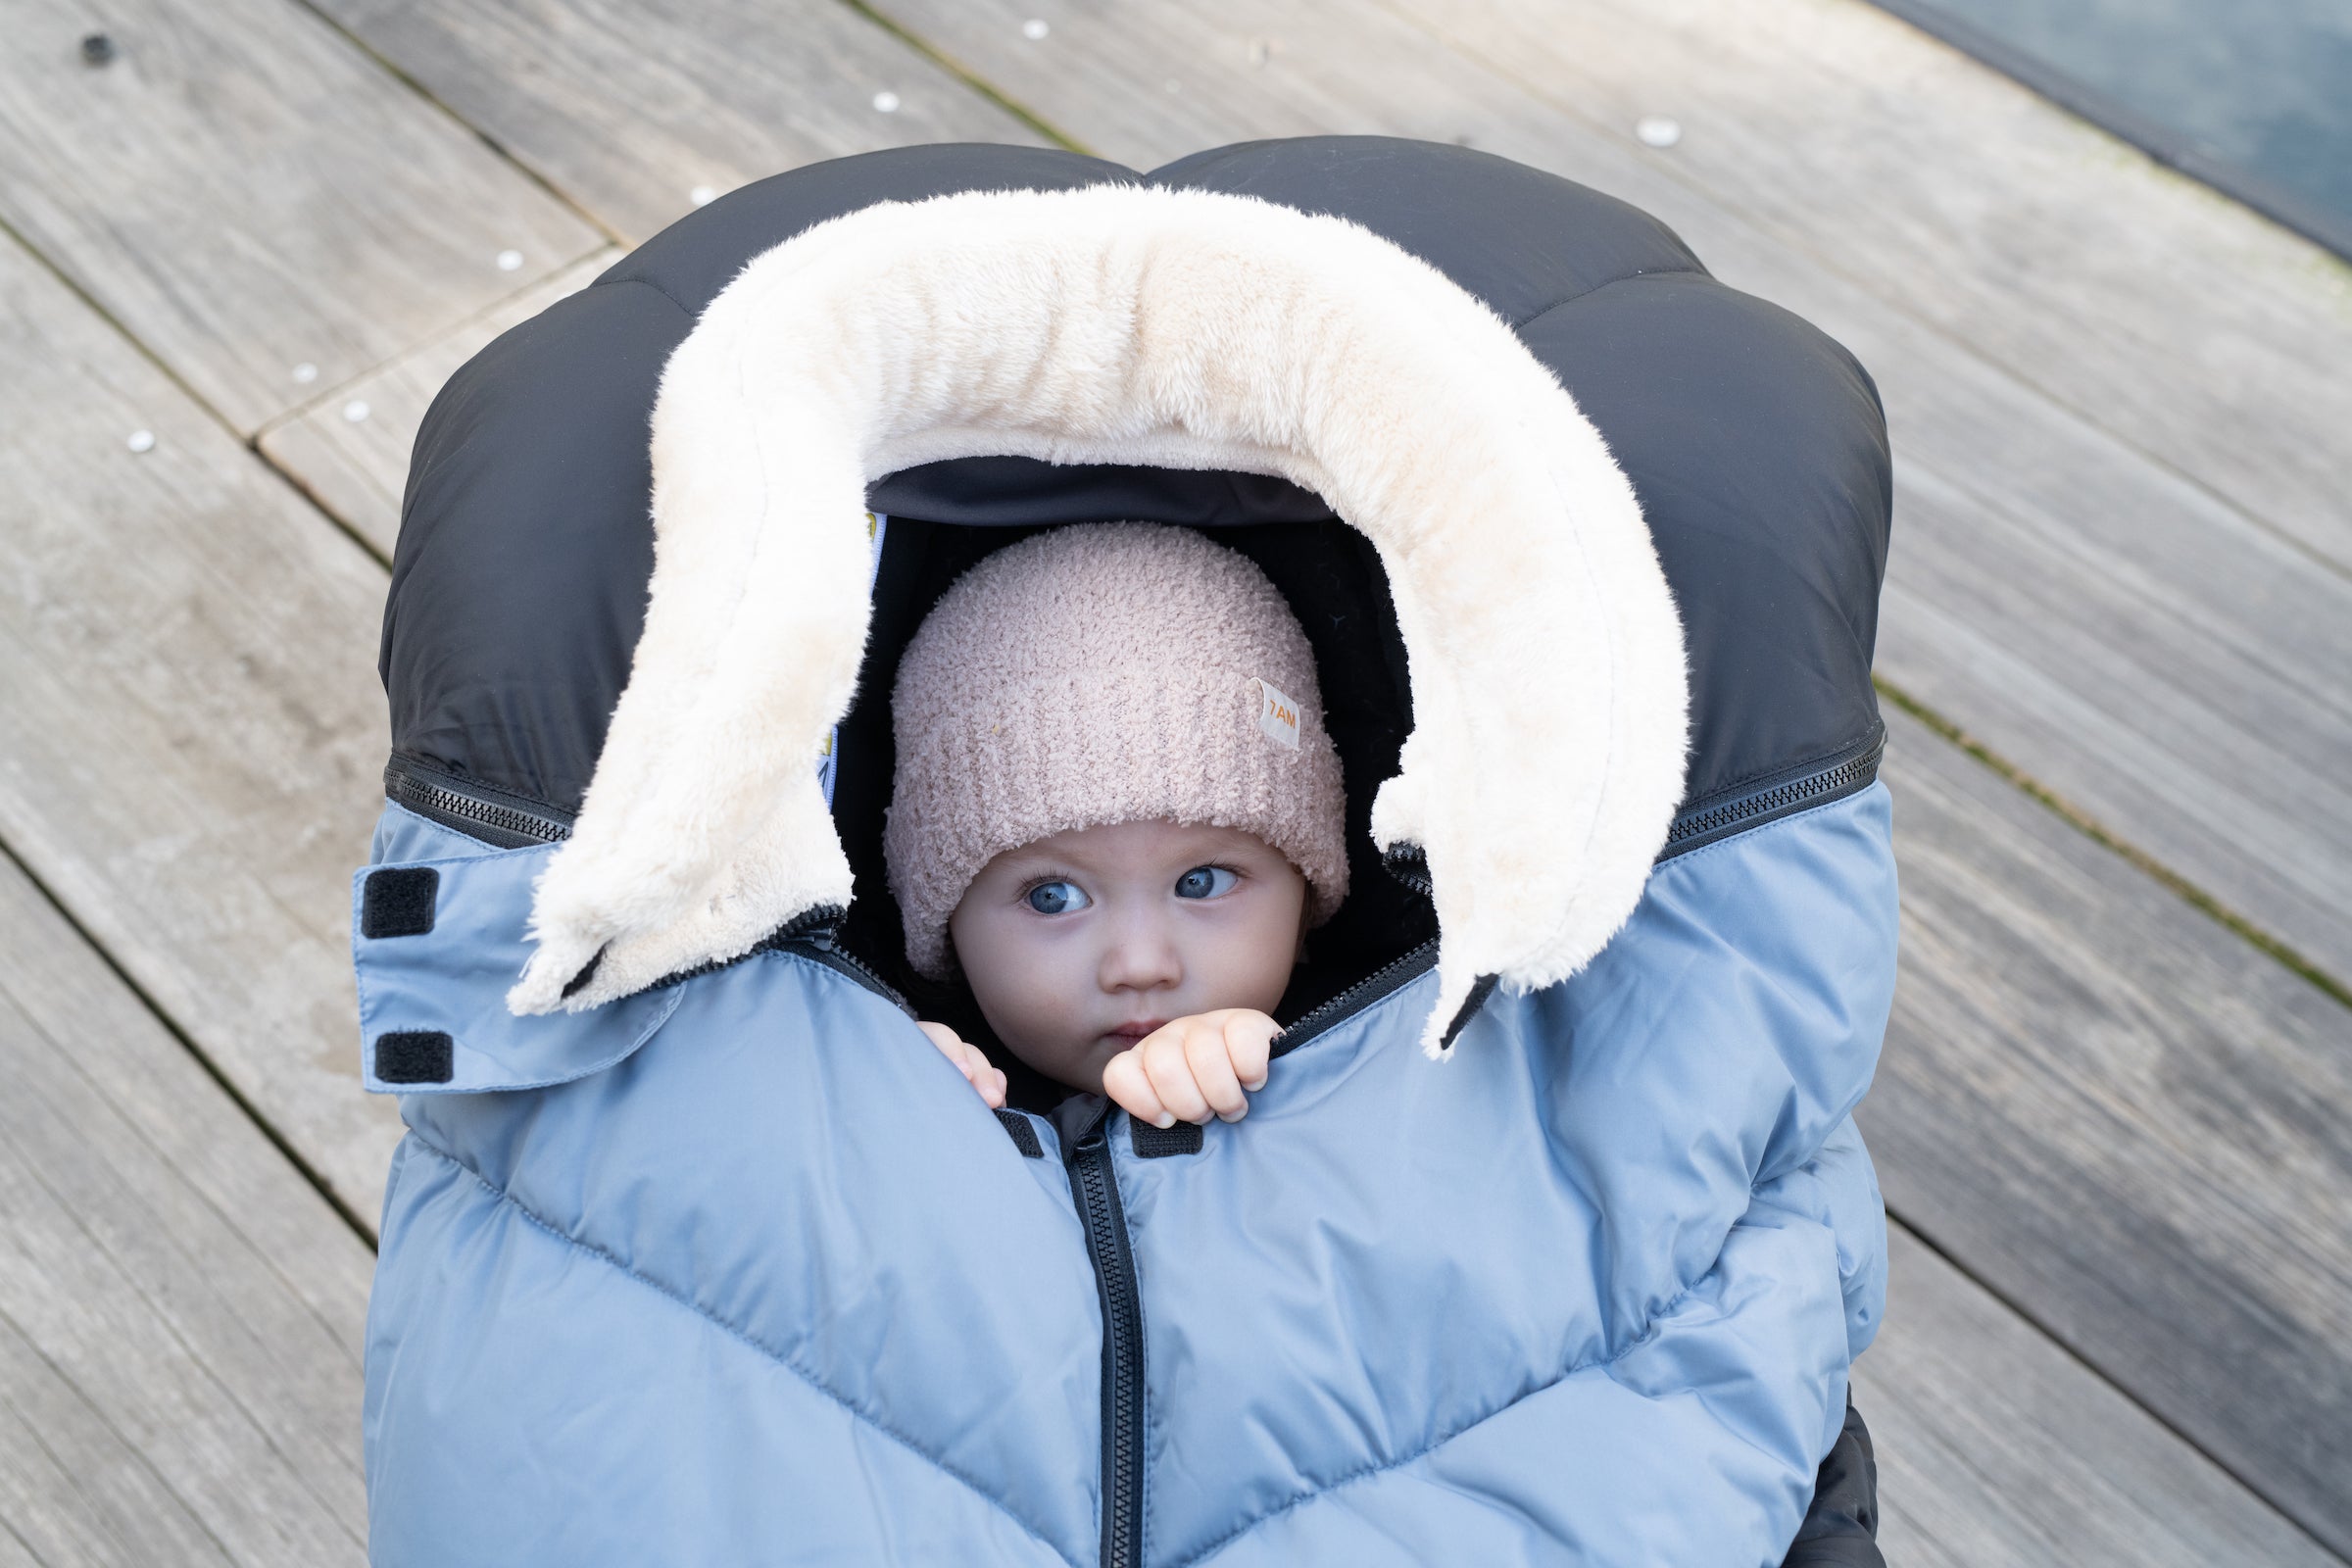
[1399,0,2352,575]
[1874,436,2352,988]
[0,1318,238,1568]
[1856,1225,2339,1567]
[0,855,372,1566]
[864,0,2352,995]
[0,227,402,1217]
[1866,707,2352,1550]
[260,248,619,559]
[0,0,605,434]
[303,0,1054,245]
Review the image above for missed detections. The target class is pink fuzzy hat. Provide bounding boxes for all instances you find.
[884,522,1349,979]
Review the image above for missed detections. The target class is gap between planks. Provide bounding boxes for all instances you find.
[0,849,372,1567]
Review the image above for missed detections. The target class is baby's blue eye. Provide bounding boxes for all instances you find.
[1174,865,1240,900]
[1025,880,1090,914]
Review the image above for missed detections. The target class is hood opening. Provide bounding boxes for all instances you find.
[393,146,1889,1055]
[828,514,1437,1108]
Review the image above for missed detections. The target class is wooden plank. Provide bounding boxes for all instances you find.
[0,854,373,1566]
[0,853,375,1365]
[1397,0,2352,575]
[302,0,1055,245]
[1857,1225,2339,1568]
[0,226,402,1217]
[0,0,605,434]
[1863,706,2352,1551]
[1873,433,2352,990]
[861,0,2352,986]
[260,248,619,559]
[0,1320,237,1568]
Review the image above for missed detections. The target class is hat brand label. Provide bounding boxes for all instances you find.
[1254,677,1301,750]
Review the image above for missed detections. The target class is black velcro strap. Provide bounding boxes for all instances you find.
[361,867,440,939]
[994,1108,1043,1158]
[374,1030,455,1084]
[1131,1119,1204,1158]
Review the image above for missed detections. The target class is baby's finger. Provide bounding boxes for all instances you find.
[1182,1018,1250,1122]
[1224,1010,1278,1093]
[968,1050,1007,1109]
[1142,1027,1215,1125]
[1102,1048,1171,1128]
[916,1019,965,1065]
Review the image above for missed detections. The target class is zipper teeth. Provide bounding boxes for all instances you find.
[381,761,911,1008]
[1664,735,1885,849]
[655,910,915,1014]
[1073,1142,1144,1568]
[1272,735,1881,1054]
[1381,847,1432,896]
[392,732,1875,898]
[795,934,912,1013]
[385,767,572,844]
[1272,937,1441,1057]
[649,906,842,987]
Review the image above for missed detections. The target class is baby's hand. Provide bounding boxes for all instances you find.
[917,1020,1007,1109]
[1102,1009,1278,1128]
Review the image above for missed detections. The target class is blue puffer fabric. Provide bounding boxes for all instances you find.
[357,778,1895,1566]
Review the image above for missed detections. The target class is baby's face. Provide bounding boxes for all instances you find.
[948,819,1309,1093]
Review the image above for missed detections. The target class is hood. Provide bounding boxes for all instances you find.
[381,138,1891,1058]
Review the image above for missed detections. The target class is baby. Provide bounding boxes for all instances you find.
[878,521,1350,1129]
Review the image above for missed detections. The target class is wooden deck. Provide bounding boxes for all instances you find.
[2,0,2346,1560]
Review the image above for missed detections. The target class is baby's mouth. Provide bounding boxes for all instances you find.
[1106,1019,1167,1045]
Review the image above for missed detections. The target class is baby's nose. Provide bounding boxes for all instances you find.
[1099,918,1183,993]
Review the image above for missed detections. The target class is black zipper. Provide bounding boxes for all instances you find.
[1270,938,1441,1060]
[384,756,574,849]
[393,719,1882,870]
[1068,1113,1146,1568]
[627,906,916,1015]
[785,915,915,1016]
[1286,730,1886,1056]
[1659,726,1885,860]
[382,756,912,1012]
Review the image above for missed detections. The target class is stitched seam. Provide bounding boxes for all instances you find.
[1174,776,1881,1565]
[1508,269,1709,331]
[1662,780,1885,874]
[591,272,697,321]
[398,1135,1084,1568]
[1171,1269,1718,1568]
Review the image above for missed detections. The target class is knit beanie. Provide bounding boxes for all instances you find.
[884,522,1350,979]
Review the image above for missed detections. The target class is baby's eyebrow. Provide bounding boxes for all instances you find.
[1000,857,1085,881]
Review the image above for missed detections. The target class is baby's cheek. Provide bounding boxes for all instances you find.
[969,948,1103,1085]
[1201,922,1299,1018]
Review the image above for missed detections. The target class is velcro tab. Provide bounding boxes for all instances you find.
[353,843,682,1094]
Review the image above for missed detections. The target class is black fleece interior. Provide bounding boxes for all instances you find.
[825,517,1438,1114]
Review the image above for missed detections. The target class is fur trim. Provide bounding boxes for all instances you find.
[508,184,1690,1057]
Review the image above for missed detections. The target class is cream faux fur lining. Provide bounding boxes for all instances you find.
[507,183,1690,1057]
